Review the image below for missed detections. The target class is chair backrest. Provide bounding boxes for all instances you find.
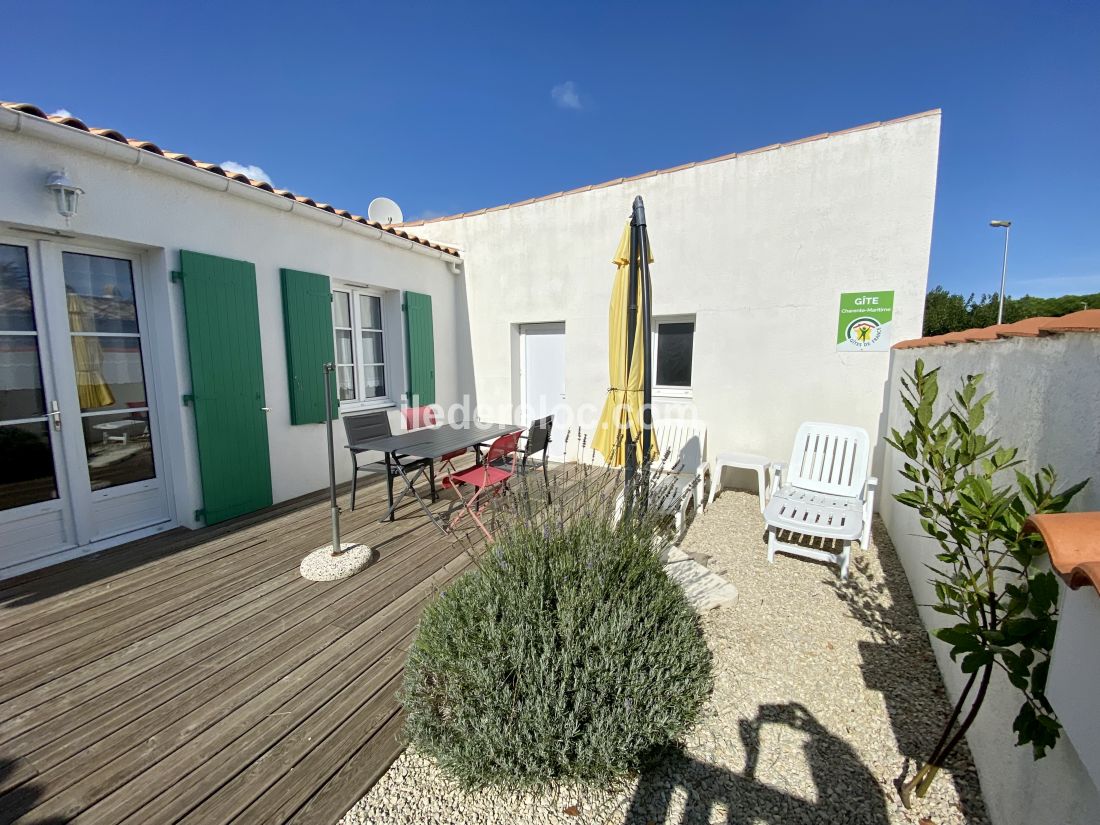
[786,421,870,497]
[485,432,521,466]
[652,418,707,475]
[342,410,391,448]
[403,405,437,430]
[524,416,553,458]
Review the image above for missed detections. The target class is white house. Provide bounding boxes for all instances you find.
[0,101,941,578]
[0,102,465,578]
[401,109,941,476]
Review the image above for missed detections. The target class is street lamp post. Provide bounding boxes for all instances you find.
[990,220,1012,325]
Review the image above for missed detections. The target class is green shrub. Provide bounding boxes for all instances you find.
[402,488,713,790]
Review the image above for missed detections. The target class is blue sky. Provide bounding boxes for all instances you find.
[4,1,1098,298]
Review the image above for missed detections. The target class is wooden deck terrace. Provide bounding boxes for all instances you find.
[0,463,600,824]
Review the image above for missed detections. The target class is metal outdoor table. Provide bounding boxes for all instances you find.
[348,421,524,534]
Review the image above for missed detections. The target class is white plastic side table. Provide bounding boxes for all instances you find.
[709,452,772,514]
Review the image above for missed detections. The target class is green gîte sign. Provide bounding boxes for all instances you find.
[837,290,895,352]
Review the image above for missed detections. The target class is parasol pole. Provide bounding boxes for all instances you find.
[299,362,374,581]
[625,202,640,510]
[634,197,654,469]
[323,362,341,553]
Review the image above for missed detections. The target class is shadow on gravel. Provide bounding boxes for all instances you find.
[625,702,887,825]
[827,517,989,823]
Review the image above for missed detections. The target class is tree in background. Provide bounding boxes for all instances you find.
[923,287,973,336]
[921,287,1097,336]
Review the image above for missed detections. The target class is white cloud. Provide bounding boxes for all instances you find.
[413,209,448,221]
[48,108,73,119]
[551,81,583,110]
[220,161,273,185]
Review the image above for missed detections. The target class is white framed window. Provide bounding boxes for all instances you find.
[332,287,393,408]
[653,316,695,398]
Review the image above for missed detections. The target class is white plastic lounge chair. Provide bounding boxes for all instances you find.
[649,418,709,540]
[763,422,876,580]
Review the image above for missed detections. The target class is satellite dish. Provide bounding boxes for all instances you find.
[367,196,403,225]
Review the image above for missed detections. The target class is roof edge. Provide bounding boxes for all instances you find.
[0,101,458,258]
[397,108,942,227]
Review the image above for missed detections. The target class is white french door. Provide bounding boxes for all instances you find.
[0,238,171,576]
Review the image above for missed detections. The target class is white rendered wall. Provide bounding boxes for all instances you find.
[882,335,1100,825]
[408,113,940,478]
[0,124,464,545]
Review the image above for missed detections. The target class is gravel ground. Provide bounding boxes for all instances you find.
[342,491,990,825]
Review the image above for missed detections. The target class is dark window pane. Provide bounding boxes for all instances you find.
[336,366,356,400]
[332,291,351,328]
[0,422,58,510]
[361,330,384,364]
[362,365,386,398]
[62,253,139,335]
[0,335,47,420]
[334,330,354,365]
[72,336,147,412]
[0,244,35,332]
[360,294,382,330]
[82,412,154,491]
[655,322,694,387]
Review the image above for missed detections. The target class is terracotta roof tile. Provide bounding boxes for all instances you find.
[1038,309,1100,333]
[1024,513,1100,597]
[894,310,1100,350]
[0,100,457,257]
[127,139,164,155]
[396,109,942,226]
[4,102,47,118]
[995,316,1052,337]
[90,128,127,143]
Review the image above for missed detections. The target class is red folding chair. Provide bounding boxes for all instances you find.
[443,432,520,539]
[404,405,467,482]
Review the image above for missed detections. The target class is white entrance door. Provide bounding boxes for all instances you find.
[0,239,171,577]
[521,323,566,462]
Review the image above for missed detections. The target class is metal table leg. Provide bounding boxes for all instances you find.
[383,451,395,521]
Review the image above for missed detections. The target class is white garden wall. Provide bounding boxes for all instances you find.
[405,112,941,481]
[882,332,1100,825]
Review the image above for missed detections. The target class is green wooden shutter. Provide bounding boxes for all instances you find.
[403,291,435,406]
[280,269,337,425]
[178,250,273,524]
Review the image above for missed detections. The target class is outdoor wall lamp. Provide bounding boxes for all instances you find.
[46,169,83,223]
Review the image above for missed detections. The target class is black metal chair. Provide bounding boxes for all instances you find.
[343,410,435,511]
[489,415,553,501]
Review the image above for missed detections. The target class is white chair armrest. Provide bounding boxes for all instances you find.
[860,476,878,549]
[769,462,786,495]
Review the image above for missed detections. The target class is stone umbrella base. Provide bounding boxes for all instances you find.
[300,543,374,581]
